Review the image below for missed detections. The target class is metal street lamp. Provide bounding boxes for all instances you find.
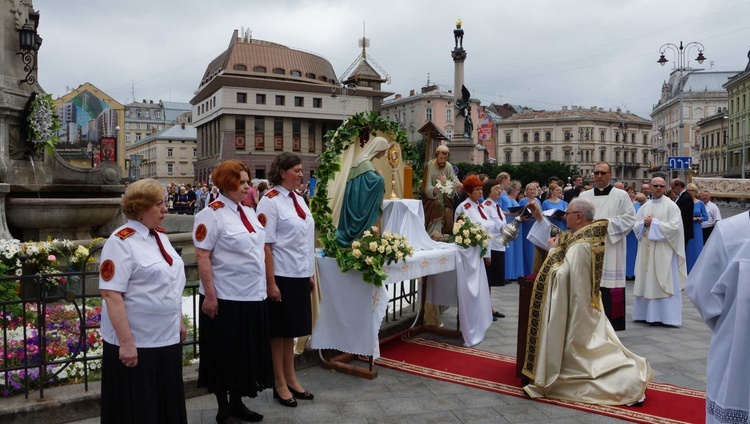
[657,40,706,180]
[331,82,358,122]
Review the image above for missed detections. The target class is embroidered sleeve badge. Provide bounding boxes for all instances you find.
[115,227,136,239]
[464,202,471,209]
[195,223,207,242]
[257,213,267,227]
[100,259,115,281]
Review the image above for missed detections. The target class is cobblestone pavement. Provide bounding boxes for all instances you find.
[66,204,747,423]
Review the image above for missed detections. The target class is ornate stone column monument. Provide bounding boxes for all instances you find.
[447,19,476,164]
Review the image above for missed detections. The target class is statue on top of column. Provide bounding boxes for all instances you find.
[454,19,464,50]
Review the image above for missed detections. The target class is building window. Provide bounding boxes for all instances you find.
[253,66,266,72]
[505,133,511,143]
[306,73,316,79]
[237,92,247,103]
[272,68,285,75]
[274,118,283,150]
[167,163,173,174]
[534,151,540,162]
[235,117,245,133]
[292,119,301,151]
[601,131,605,142]
[275,95,285,106]
[522,151,529,162]
[586,151,590,162]
[533,132,540,142]
[308,122,316,153]
[125,134,131,143]
[616,133,620,142]
[294,97,304,107]
[291,70,302,77]
[313,98,322,108]
[446,109,452,122]
[167,148,173,157]
[523,132,528,142]
[256,94,266,105]
[545,151,551,161]
[564,131,571,141]
[505,152,511,163]
[601,150,606,162]
[426,108,432,121]
[125,123,131,130]
[254,117,265,150]
[233,64,247,71]
[136,133,142,141]
[545,131,551,142]
[193,148,196,158]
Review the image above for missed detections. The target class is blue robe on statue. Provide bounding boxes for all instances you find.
[686,200,708,273]
[335,161,385,247]
[626,202,639,278]
[500,192,524,280]
[518,197,541,277]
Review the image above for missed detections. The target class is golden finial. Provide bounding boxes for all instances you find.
[456,18,462,27]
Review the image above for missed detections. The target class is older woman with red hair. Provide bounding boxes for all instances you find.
[193,160,272,423]
[455,175,495,256]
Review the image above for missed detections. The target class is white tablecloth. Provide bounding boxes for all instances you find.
[382,199,438,251]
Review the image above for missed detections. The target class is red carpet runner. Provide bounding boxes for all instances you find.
[376,335,705,424]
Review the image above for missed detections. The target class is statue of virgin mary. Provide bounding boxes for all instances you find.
[335,137,390,247]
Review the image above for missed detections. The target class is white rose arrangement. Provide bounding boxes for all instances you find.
[452,214,492,257]
[347,226,415,286]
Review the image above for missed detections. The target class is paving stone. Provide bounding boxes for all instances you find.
[450,406,510,423]
[336,400,388,419]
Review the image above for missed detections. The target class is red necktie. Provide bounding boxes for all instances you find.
[496,204,505,220]
[478,204,488,220]
[237,206,256,233]
[148,229,173,266]
[290,192,307,220]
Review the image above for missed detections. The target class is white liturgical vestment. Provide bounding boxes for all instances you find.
[686,211,750,424]
[579,186,634,288]
[632,197,687,326]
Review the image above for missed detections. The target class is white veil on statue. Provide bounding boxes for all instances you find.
[328,133,404,230]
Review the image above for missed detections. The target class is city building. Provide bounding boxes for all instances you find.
[191,30,391,183]
[381,84,486,162]
[124,123,197,185]
[722,52,750,178]
[650,69,738,176]
[123,100,191,146]
[696,110,729,177]
[53,83,125,169]
[495,106,652,186]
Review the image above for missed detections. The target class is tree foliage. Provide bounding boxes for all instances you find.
[453,161,581,187]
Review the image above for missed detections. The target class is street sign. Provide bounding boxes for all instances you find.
[667,156,692,170]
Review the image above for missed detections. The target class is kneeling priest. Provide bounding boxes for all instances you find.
[521,199,652,405]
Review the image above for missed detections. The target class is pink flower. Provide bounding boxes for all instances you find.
[47,255,56,261]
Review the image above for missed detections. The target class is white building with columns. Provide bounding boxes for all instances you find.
[495,106,652,186]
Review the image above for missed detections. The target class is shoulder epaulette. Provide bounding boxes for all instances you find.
[464,202,471,209]
[209,201,225,210]
[155,227,168,234]
[115,227,136,239]
[265,189,280,199]
[240,199,254,207]
[484,200,492,207]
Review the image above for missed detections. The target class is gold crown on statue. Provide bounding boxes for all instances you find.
[456,18,462,27]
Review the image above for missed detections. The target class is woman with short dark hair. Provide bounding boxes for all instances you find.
[257,152,316,407]
[194,160,273,423]
[99,179,187,423]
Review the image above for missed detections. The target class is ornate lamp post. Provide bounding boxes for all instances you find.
[18,21,39,85]
[657,41,707,180]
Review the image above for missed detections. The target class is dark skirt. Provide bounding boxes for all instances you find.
[486,249,506,287]
[268,276,312,338]
[198,296,273,396]
[101,341,187,424]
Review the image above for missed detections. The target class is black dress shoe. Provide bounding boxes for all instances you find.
[232,405,263,422]
[287,385,314,400]
[492,315,497,322]
[216,415,244,424]
[272,388,297,407]
[493,311,505,318]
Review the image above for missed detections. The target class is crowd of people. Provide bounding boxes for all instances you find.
[98,143,743,423]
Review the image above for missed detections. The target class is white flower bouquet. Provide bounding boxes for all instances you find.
[452,214,492,257]
[346,226,415,286]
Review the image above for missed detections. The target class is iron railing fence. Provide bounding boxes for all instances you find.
[1,265,418,400]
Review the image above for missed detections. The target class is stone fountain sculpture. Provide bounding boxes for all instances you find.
[1,0,124,241]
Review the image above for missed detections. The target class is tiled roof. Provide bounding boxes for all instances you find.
[506,108,651,124]
[200,32,337,87]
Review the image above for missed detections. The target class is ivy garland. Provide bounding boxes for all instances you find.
[311,111,409,286]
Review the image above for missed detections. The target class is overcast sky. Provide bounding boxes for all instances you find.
[34,0,750,119]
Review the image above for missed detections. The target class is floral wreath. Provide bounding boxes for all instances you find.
[26,93,61,155]
[311,111,409,286]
